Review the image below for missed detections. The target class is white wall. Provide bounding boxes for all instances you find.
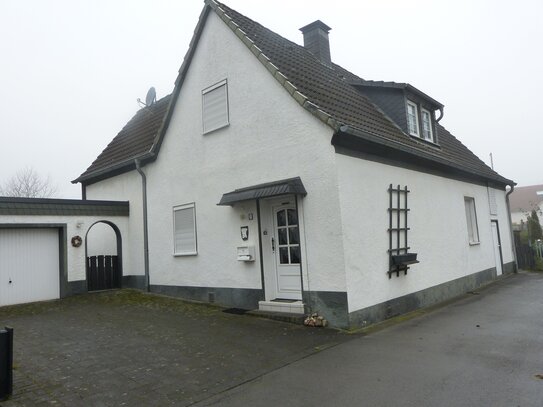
[492,187,514,264]
[335,154,515,313]
[143,11,347,293]
[85,170,144,276]
[0,214,128,282]
[86,222,117,256]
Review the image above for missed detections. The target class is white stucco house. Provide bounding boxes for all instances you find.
[68,0,516,328]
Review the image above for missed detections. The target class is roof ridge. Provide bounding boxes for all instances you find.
[209,0,342,131]
[209,1,433,144]
[75,1,514,187]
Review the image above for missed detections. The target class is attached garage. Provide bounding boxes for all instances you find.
[0,228,61,306]
[0,197,130,306]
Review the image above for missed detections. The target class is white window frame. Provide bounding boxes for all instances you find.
[406,100,419,137]
[421,108,434,142]
[464,197,480,245]
[202,79,229,134]
[173,203,198,256]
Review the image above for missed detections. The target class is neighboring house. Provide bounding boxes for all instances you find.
[72,1,516,328]
[509,184,543,226]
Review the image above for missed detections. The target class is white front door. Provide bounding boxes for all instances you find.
[491,221,503,276]
[271,203,302,299]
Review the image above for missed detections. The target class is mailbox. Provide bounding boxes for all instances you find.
[237,246,255,261]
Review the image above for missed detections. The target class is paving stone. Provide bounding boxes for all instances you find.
[0,289,351,405]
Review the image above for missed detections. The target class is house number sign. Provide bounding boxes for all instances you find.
[241,226,249,241]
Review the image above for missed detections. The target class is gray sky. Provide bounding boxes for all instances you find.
[1,0,542,198]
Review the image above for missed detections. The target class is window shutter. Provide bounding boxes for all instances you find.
[202,81,228,133]
[174,204,196,255]
[488,188,497,216]
[464,197,479,243]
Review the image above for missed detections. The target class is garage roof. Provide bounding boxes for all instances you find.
[0,197,129,216]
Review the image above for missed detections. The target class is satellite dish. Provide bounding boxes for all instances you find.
[145,87,156,106]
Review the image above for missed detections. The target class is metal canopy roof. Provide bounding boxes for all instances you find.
[218,177,307,206]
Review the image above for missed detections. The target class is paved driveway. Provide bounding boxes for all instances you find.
[3,273,543,406]
[0,290,349,406]
[197,272,543,407]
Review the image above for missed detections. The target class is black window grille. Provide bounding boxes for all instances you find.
[388,184,418,278]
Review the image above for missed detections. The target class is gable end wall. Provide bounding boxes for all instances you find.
[143,11,347,295]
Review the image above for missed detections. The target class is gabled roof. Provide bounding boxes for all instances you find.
[75,0,514,188]
[73,95,171,183]
[509,184,543,213]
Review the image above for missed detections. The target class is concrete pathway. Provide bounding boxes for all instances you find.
[196,272,543,407]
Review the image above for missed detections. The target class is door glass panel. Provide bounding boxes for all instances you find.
[290,246,300,264]
[278,228,288,245]
[277,210,286,227]
[288,227,299,244]
[287,209,298,226]
[279,247,289,264]
[275,207,301,266]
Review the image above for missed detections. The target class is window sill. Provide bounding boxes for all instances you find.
[173,252,198,257]
[203,122,229,135]
[469,241,480,246]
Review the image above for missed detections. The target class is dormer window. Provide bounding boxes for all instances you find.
[406,100,436,144]
[406,101,419,136]
[421,108,433,142]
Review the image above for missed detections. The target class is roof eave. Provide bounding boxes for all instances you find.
[335,125,514,187]
[148,4,212,159]
[72,151,156,185]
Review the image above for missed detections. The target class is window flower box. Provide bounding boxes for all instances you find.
[391,253,418,266]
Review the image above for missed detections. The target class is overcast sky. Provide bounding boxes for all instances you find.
[1,0,542,198]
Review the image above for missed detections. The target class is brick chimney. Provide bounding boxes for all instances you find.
[299,20,332,67]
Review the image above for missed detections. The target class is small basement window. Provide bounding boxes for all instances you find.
[406,101,419,136]
[464,197,480,244]
[173,203,197,255]
[202,79,229,134]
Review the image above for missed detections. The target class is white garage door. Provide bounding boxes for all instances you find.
[0,228,60,306]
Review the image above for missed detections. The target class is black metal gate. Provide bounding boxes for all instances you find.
[514,231,535,270]
[87,255,121,291]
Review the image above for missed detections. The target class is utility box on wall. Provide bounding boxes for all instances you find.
[0,327,13,401]
[237,246,255,261]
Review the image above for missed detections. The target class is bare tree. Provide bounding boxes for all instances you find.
[0,167,58,198]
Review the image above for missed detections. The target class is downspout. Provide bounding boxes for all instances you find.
[135,159,151,292]
[505,184,518,272]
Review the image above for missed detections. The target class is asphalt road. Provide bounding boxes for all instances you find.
[197,272,543,407]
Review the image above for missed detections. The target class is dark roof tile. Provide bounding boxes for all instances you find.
[76,95,171,180]
[77,1,513,187]
[215,1,512,185]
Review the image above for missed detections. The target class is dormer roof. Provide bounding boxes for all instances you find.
[351,79,444,110]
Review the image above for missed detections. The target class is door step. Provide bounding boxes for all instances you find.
[246,309,306,325]
[258,300,304,314]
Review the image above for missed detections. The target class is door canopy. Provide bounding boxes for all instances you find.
[218,177,307,206]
